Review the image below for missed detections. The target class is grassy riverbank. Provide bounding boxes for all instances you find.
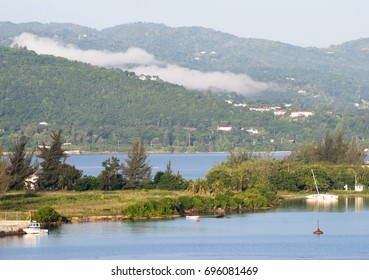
[2,190,367,222]
[0,190,184,219]
[0,188,279,221]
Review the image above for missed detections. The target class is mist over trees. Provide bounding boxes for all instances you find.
[2,41,369,153]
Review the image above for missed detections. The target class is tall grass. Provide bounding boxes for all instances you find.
[0,190,185,219]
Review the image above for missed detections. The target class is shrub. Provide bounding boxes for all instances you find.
[178,196,194,210]
[214,194,231,209]
[75,175,100,191]
[33,206,62,223]
[192,196,213,212]
[123,198,181,218]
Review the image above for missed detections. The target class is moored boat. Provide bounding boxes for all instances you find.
[306,170,338,200]
[185,215,200,220]
[23,221,48,234]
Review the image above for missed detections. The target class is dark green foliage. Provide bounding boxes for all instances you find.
[177,196,195,210]
[290,131,366,164]
[6,137,37,190]
[192,196,213,212]
[75,175,100,191]
[226,150,253,167]
[234,189,269,209]
[123,198,181,218]
[206,155,369,193]
[155,173,187,190]
[123,190,277,217]
[214,194,237,209]
[153,171,165,184]
[0,148,10,195]
[37,130,67,190]
[2,44,369,152]
[33,206,62,223]
[154,161,187,190]
[206,166,234,190]
[57,163,83,191]
[122,140,151,189]
[98,157,124,190]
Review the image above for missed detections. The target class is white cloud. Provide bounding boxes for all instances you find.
[12,33,157,66]
[12,32,270,95]
[132,64,269,94]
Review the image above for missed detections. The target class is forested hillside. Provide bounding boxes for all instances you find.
[0,46,250,151]
[1,22,369,152]
[1,22,369,108]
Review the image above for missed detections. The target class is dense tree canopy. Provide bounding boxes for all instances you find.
[1,43,369,152]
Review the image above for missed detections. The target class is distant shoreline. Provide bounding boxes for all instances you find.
[64,150,230,155]
[63,150,291,155]
[3,150,291,156]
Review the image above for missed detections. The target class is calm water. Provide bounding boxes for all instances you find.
[1,197,369,260]
[64,151,290,179]
[65,153,228,179]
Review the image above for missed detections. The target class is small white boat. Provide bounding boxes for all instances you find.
[306,193,338,200]
[306,170,338,200]
[185,215,200,220]
[23,221,48,234]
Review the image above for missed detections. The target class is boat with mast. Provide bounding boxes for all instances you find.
[306,170,338,200]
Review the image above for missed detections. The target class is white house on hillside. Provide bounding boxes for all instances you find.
[290,111,314,118]
[274,110,287,116]
[217,126,233,132]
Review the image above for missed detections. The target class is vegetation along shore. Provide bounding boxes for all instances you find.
[1,130,369,231]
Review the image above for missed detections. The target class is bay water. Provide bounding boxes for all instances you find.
[64,151,290,179]
[1,197,369,260]
[2,153,369,260]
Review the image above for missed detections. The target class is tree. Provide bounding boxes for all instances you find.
[154,161,186,190]
[33,206,62,223]
[37,130,67,190]
[98,156,124,190]
[0,147,11,196]
[57,163,83,191]
[6,137,37,190]
[290,130,366,164]
[226,150,253,167]
[122,140,151,188]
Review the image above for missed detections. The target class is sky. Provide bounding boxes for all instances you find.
[1,0,369,48]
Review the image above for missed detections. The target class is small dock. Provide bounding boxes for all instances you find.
[0,220,29,237]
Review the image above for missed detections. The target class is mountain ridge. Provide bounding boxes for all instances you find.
[3,21,369,107]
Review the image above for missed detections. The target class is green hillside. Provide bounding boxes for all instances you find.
[1,21,369,109]
[1,22,369,152]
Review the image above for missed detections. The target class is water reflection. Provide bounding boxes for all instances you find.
[2,196,369,260]
[0,233,47,248]
[306,199,339,212]
[342,196,365,212]
[281,196,369,213]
